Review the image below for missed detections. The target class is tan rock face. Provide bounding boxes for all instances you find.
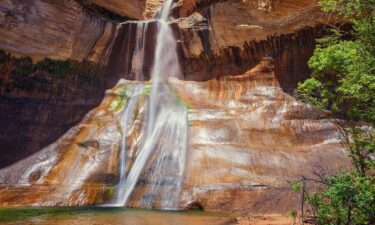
[87,0,165,19]
[0,0,348,213]
[0,60,349,212]
[0,90,123,205]
[0,55,111,170]
[109,22,322,92]
[107,0,340,90]
[0,0,339,77]
[175,0,340,86]
[176,0,337,44]
[186,0,331,48]
[0,0,339,163]
[172,58,349,212]
[0,0,116,64]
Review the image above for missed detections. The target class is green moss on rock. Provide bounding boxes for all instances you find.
[110,85,134,111]
[0,49,102,82]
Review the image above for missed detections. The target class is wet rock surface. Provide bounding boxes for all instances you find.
[106,0,340,92]
[0,0,340,87]
[0,52,109,168]
[0,59,349,212]
[172,58,349,212]
[0,0,349,214]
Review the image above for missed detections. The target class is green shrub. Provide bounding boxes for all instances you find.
[0,50,101,82]
[311,172,375,225]
[50,60,72,78]
[287,210,298,219]
[290,182,302,192]
[295,0,375,175]
[0,50,10,64]
[34,59,72,78]
[293,1,375,224]
[13,56,33,76]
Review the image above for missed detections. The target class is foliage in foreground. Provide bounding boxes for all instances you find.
[294,0,375,224]
[311,172,375,225]
[295,0,375,175]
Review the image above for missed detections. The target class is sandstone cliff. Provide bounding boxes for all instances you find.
[0,0,340,84]
[0,0,341,166]
[0,0,117,64]
[0,0,348,213]
[0,59,349,212]
[107,0,340,91]
[86,0,164,19]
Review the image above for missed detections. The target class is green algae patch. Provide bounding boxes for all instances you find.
[105,184,116,200]
[175,95,192,110]
[143,84,152,95]
[114,86,127,95]
[110,96,127,111]
[0,207,73,222]
[110,85,134,111]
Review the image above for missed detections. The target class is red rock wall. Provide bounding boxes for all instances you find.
[0,0,117,64]
[106,22,320,93]
[0,55,108,168]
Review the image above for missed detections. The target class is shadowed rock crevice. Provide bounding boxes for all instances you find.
[182,26,321,93]
[107,23,321,93]
[0,52,108,168]
[106,21,159,84]
[185,201,204,210]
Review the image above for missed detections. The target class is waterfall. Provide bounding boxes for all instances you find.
[113,84,145,206]
[111,0,188,209]
[131,22,149,81]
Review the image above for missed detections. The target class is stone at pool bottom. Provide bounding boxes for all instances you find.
[0,207,236,225]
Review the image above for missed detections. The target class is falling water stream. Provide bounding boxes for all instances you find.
[111,0,188,209]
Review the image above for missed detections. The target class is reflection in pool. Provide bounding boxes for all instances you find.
[0,207,235,225]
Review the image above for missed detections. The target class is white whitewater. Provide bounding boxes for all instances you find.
[113,84,145,204]
[111,0,188,209]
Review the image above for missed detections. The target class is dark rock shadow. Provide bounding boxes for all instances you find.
[0,60,121,169]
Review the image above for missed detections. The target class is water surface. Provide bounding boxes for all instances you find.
[0,207,235,225]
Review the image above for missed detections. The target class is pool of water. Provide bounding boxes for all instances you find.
[0,207,235,225]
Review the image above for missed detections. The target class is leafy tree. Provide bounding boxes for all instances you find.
[311,172,375,225]
[294,1,375,224]
[296,0,375,175]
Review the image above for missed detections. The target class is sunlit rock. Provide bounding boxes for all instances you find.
[0,59,349,212]
[0,0,349,215]
[86,0,165,19]
[172,58,349,212]
[0,0,116,64]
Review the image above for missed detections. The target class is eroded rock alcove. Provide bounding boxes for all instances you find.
[0,0,348,214]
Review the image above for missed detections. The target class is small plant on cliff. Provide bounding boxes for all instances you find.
[0,50,10,64]
[35,59,73,78]
[110,85,132,111]
[294,0,375,224]
[13,56,33,76]
[106,184,116,200]
[287,210,298,225]
[143,83,152,95]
